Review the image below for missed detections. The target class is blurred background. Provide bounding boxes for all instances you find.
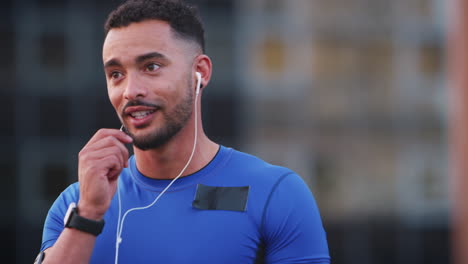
[2,0,451,263]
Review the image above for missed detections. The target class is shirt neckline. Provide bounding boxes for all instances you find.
[128,145,229,192]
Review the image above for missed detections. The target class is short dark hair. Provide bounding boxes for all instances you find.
[104,0,205,52]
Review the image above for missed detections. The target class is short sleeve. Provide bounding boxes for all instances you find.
[40,183,80,252]
[262,172,330,264]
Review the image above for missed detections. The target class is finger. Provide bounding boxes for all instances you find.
[100,155,123,181]
[103,135,130,167]
[107,167,121,181]
[84,129,132,149]
[82,145,127,171]
[85,136,129,161]
[86,154,122,181]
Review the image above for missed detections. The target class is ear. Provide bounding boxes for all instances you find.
[194,54,212,91]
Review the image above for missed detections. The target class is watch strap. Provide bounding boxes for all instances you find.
[65,206,105,236]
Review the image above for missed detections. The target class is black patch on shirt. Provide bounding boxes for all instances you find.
[192,184,249,212]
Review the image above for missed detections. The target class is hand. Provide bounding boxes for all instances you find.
[77,129,133,220]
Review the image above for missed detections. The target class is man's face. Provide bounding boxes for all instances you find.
[103,20,197,150]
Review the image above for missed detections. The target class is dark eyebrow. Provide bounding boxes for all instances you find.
[103,58,122,69]
[103,52,167,69]
[135,52,166,64]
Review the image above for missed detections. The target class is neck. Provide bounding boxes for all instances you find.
[132,123,218,180]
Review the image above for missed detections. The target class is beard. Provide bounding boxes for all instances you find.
[123,86,194,151]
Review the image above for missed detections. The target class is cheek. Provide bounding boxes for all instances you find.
[107,87,122,111]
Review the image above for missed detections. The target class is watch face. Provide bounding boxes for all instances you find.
[64,202,77,226]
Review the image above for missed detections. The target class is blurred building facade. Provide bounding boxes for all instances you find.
[235,0,448,263]
[3,0,448,263]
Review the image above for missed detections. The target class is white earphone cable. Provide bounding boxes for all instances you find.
[114,73,201,264]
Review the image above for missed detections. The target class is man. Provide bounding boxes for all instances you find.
[37,0,330,263]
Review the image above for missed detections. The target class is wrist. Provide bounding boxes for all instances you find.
[64,202,105,236]
[77,201,105,221]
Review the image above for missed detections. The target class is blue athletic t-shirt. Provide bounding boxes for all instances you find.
[41,146,330,263]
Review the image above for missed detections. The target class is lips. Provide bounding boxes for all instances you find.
[124,105,160,127]
[130,110,156,119]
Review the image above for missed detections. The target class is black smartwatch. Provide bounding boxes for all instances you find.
[63,202,105,236]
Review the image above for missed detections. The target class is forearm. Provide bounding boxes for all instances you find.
[41,129,130,263]
[43,228,97,264]
[43,205,104,264]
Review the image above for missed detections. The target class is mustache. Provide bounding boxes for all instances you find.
[121,99,162,116]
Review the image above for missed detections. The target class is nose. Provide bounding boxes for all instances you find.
[123,73,147,100]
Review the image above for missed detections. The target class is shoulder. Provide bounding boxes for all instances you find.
[222,149,300,188]
[224,147,295,181]
[48,182,81,214]
[219,146,309,204]
[40,182,81,251]
[62,182,80,197]
[223,147,320,214]
[223,148,329,262]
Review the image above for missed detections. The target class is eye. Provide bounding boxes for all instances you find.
[110,71,123,80]
[145,63,160,72]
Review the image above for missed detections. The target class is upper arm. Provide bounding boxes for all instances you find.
[262,173,330,264]
[40,184,80,252]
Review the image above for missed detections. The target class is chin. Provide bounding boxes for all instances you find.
[129,126,174,150]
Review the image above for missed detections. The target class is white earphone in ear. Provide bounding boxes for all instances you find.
[195,72,202,95]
